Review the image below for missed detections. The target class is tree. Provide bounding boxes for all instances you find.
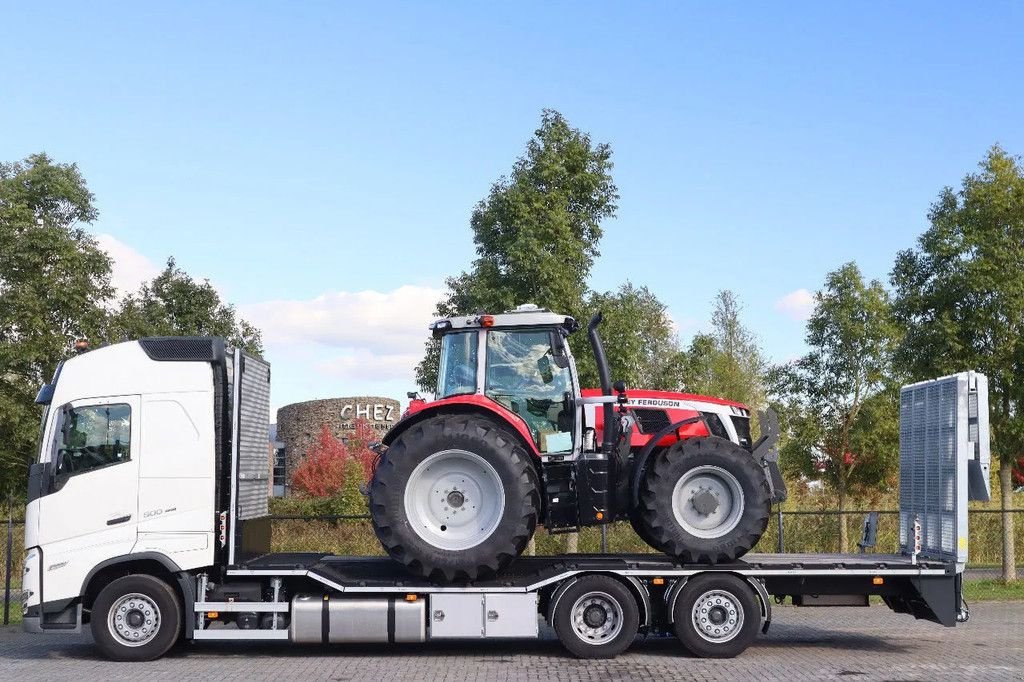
[0,154,113,499]
[683,291,768,412]
[578,283,685,389]
[416,109,618,390]
[779,263,900,550]
[891,145,1024,581]
[109,257,263,355]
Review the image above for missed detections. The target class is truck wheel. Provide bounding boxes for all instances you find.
[90,574,182,661]
[638,437,769,563]
[370,414,540,583]
[672,573,760,658]
[551,575,639,659]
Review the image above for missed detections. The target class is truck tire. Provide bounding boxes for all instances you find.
[637,437,769,564]
[551,574,639,659]
[370,414,540,583]
[672,573,761,658]
[90,574,182,661]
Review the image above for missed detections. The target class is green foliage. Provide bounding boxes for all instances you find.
[416,109,619,390]
[683,290,767,411]
[776,263,901,512]
[891,145,1024,466]
[0,154,113,497]
[577,282,685,389]
[0,152,264,502]
[108,257,263,356]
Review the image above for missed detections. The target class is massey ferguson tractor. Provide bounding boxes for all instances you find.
[369,304,786,582]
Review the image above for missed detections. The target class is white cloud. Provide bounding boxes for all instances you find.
[242,285,443,384]
[95,233,160,297]
[774,288,815,321]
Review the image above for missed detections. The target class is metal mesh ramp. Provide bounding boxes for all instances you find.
[899,372,989,567]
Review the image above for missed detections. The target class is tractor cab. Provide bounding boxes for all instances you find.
[427,304,585,456]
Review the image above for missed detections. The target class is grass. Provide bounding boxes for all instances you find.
[962,579,1024,602]
[1,607,22,626]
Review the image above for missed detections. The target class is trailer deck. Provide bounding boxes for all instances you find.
[231,552,953,593]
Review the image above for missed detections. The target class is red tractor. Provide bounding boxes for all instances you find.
[369,305,785,582]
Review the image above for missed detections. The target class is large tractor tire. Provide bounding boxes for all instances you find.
[369,414,540,583]
[637,437,770,564]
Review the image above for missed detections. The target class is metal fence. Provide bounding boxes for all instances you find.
[6,509,1024,625]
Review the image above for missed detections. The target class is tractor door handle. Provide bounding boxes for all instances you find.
[106,514,132,526]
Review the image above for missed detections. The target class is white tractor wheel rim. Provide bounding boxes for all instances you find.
[671,465,745,539]
[570,591,624,645]
[107,592,161,647]
[692,589,744,643]
[404,449,505,551]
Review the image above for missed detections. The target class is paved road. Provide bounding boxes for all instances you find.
[3,603,1023,681]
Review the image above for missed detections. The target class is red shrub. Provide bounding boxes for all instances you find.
[290,420,379,498]
[291,425,349,498]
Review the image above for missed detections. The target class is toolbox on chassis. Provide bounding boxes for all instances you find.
[21,337,991,661]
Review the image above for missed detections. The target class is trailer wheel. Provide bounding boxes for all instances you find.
[672,573,760,658]
[370,414,540,583]
[638,437,769,563]
[551,575,639,659]
[90,574,182,661]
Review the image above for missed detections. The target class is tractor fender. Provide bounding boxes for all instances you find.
[382,395,541,458]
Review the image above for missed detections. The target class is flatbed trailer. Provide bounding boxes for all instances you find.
[21,339,988,661]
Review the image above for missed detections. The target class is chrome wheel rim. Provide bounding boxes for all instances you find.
[107,592,161,647]
[570,591,624,645]
[692,589,744,643]
[671,465,745,539]
[404,449,505,550]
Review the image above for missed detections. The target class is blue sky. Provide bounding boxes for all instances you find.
[3,2,1022,413]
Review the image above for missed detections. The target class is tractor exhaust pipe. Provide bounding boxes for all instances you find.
[588,312,616,455]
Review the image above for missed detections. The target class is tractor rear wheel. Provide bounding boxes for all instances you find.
[637,437,769,564]
[369,414,540,583]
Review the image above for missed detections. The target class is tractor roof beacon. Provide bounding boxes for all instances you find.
[369,304,786,582]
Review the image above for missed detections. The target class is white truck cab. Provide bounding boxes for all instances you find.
[23,337,258,639]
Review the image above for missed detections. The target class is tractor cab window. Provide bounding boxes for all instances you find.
[485,329,574,453]
[53,403,132,477]
[437,331,478,398]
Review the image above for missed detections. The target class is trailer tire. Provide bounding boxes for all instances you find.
[551,575,639,659]
[638,437,769,563]
[90,574,182,662]
[370,414,540,583]
[672,573,760,658]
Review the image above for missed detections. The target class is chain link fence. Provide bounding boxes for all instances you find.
[5,509,1024,624]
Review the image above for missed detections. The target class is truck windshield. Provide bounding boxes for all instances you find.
[436,331,478,398]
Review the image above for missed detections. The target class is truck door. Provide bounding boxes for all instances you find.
[35,395,141,603]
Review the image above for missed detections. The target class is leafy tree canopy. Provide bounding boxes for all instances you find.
[683,290,767,412]
[0,154,112,497]
[891,145,1024,465]
[417,109,619,390]
[775,262,900,546]
[108,257,263,356]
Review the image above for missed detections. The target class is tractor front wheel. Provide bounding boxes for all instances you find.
[369,414,540,583]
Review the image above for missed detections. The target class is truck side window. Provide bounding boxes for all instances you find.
[54,404,132,477]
